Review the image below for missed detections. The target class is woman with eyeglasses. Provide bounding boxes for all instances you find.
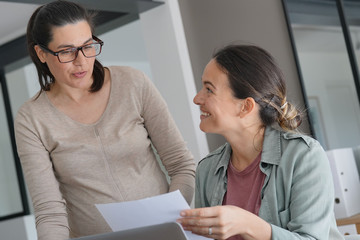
[177,45,344,239]
[14,1,195,239]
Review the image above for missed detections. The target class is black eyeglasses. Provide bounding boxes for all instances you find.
[39,35,104,63]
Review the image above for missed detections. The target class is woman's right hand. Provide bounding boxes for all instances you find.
[177,205,271,240]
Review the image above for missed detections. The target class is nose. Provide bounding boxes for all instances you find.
[193,90,203,105]
[73,49,87,65]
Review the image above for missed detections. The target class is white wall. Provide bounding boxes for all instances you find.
[139,0,209,160]
[97,20,153,79]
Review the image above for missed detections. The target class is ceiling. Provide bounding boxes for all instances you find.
[0,2,40,46]
[3,0,360,58]
[285,0,360,52]
[286,0,360,26]
[0,0,162,46]
[0,0,163,68]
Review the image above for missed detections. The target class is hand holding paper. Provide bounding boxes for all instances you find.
[95,190,210,240]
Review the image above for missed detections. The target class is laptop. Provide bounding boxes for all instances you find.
[71,222,188,240]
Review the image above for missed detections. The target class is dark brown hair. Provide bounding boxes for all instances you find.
[26,0,104,93]
[213,44,302,131]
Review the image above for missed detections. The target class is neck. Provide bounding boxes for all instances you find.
[227,126,265,171]
[53,86,91,104]
[49,76,95,104]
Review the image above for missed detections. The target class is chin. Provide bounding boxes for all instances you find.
[200,123,222,136]
[199,123,212,133]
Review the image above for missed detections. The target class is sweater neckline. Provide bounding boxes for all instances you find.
[42,67,113,127]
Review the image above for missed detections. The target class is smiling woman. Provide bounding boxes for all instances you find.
[177,44,344,240]
[13,1,195,240]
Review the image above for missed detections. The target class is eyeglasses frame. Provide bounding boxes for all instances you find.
[38,35,104,63]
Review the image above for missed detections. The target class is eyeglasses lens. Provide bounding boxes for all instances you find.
[58,43,102,63]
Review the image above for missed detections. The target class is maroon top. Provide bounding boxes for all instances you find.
[222,153,265,240]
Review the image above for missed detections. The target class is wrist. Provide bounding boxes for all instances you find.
[242,213,272,240]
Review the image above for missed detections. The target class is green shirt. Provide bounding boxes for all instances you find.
[195,127,343,239]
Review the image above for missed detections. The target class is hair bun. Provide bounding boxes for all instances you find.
[278,102,302,131]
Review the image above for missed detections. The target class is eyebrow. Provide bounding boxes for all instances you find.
[56,37,93,50]
[203,80,216,89]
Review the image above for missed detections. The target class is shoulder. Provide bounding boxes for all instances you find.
[199,143,228,163]
[107,65,144,76]
[263,127,327,169]
[274,128,329,171]
[266,127,322,153]
[197,143,230,173]
[282,130,319,148]
[15,92,48,124]
[281,130,324,157]
[107,66,149,86]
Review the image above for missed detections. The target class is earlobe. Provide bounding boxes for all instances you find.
[34,45,46,63]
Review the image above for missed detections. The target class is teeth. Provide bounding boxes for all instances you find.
[201,111,210,116]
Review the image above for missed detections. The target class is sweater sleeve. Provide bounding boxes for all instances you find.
[14,104,69,240]
[139,72,196,205]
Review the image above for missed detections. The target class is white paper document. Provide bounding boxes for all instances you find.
[96,190,210,240]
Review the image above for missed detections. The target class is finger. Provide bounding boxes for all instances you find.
[182,225,219,239]
[177,217,218,228]
[180,206,221,218]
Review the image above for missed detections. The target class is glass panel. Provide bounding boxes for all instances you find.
[0,83,23,217]
[6,59,39,117]
[5,58,39,216]
[284,0,360,150]
[345,0,360,101]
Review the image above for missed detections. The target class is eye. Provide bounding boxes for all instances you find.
[206,87,213,94]
[59,48,76,56]
[83,44,94,50]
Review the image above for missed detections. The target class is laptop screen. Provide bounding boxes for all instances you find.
[71,222,188,240]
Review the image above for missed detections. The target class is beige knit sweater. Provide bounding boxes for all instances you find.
[14,66,196,240]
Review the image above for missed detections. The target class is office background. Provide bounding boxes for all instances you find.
[0,0,359,239]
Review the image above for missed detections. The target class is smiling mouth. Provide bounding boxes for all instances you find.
[201,111,211,117]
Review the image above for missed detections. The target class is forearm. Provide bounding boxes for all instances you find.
[169,173,195,204]
[36,214,69,240]
[167,151,196,204]
[33,197,69,240]
[270,224,326,239]
[155,137,195,204]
